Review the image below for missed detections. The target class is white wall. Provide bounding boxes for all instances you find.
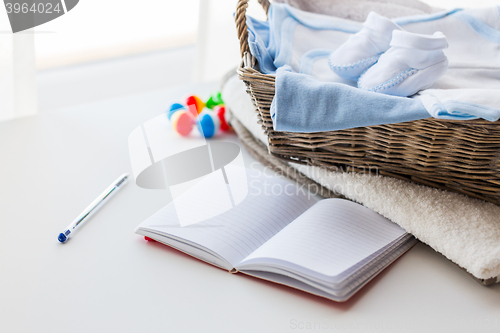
[194,0,268,83]
[0,11,37,122]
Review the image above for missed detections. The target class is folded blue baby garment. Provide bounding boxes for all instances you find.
[247,16,276,74]
[247,4,500,132]
[270,66,430,132]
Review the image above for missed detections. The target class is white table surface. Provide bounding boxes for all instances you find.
[1,82,499,333]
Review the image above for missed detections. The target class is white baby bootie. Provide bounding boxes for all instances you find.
[329,12,402,81]
[357,30,448,97]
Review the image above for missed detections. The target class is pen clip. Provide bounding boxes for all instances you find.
[116,175,128,187]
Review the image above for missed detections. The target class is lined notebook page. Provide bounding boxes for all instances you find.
[137,171,318,267]
[238,198,407,277]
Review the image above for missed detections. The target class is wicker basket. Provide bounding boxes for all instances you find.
[235,0,500,205]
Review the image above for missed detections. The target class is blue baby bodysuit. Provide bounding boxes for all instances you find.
[271,66,430,132]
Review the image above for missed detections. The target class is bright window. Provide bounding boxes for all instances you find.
[35,0,200,69]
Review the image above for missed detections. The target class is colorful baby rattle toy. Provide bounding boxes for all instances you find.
[167,92,229,138]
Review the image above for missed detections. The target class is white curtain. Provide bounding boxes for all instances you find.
[0,11,37,122]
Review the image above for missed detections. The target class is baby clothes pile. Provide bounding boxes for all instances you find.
[246,4,500,132]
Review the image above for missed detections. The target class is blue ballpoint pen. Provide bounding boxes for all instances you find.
[58,173,129,243]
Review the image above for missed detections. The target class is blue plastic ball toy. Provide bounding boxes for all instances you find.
[167,103,186,120]
[197,112,220,138]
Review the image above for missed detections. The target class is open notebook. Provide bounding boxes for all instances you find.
[135,169,417,301]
